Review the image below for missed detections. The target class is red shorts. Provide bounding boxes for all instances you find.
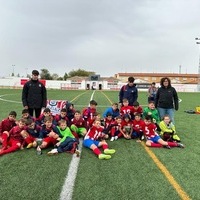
[43,137,57,147]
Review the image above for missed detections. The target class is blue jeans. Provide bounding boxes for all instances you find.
[157,107,175,124]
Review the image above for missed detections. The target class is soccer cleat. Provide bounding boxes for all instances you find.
[173,134,181,142]
[98,154,111,160]
[26,143,33,149]
[47,148,58,155]
[110,137,115,142]
[114,136,118,140]
[177,143,185,148]
[164,145,171,149]
[104,149,116,155]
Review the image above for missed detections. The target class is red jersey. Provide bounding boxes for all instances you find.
[120,106,133,117]
[132,106,143,115]
[53,114,69,125]
[142,123,158,139]
[132,119,145,133]
[0,118,16,135]
[9,126,25,143]
[121,120,133,129]
[104,118,114,129]
[84,126,105,140]
[111,121,122,132]
[71,117,88,128]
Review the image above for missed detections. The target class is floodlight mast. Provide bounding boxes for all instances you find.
[195,38,200,91]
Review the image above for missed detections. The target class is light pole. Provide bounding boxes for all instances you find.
[195,38,200,91]
[12,65,15,76]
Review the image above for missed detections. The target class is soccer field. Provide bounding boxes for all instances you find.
[0,88,200,200]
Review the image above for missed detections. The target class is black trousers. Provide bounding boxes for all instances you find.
[28,108,42,118]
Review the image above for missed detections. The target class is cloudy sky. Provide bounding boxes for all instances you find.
[0,0,200,77]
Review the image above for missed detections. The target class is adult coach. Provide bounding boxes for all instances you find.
[119,76,138,106]
[155,77,178,124]
[22,70,47,118]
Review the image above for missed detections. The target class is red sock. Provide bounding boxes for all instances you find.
[167,142,178,147]
[1,145,20,155]
[72,131,79,139]
[102,144,108,150]
[150,143,163,148]
[93,148,101,156]
[1,133,8,149]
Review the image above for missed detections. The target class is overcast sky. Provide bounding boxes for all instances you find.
[1,0,200,77]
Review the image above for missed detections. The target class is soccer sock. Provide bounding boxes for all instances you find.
[93,148,101,156]
[1,133,8,149]
[167,141,178,147]
[102,144,108,150]
[1,145,20,155]
[150,143,163,147]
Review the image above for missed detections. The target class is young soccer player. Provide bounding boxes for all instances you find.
[35,108,52,126]
[0,111,17,137]
[121,114,133,139]
[47,119,79,156]
[36,116,60,154]
[83,120,116,160]
[21,118,41,149]
[70,110,88,137]
[103,113,115,136]
[131,101,143,119]
[53,108,69,126]
[21,109,35,121]
[0,119,26,156]
[142,115,184,149]
[143,101,160,131]
[120,98,133,118]
[102,103,120,119]
[159,115,181,142]
[66,102,76,121]
[82,100,98,127]
[132,113,145,142]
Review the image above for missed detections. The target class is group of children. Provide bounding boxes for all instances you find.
[0,98,184,160]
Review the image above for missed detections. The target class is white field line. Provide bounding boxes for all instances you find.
[59,90,96,200]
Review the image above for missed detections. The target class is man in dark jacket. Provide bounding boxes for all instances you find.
[119,76,138,106]
[22,70,47,118]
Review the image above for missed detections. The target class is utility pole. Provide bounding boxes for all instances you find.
[195,38,200,91]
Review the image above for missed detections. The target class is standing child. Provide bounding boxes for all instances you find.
[159,115,181,142]
[142,116,184,149]
[83,120,115,160]
[0,119,26,156]
[47,119,79,156]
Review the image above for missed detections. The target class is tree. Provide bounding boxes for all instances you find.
[68,68,95,77]
[63,73,68,81]
[40,68,52,80]
[51,73,59,80]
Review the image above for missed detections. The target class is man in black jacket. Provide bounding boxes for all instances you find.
[22,70,47,118]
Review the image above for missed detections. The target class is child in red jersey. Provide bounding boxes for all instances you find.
[83,120,115,160]
[0,111,17,137]
[110,116,128,141]
[121,114,133,139]
[103,113,115,136]
[53,108,69,126]
[120,98,133,118]
[132,113,145,142]
[131,101,143,119]
[142,115,184,149]
[21,108,35,122]
[35,108,52,126]
[0,118,26,156]
[70,110,88,137]
[21,118,41,149]
[82,100,98,127]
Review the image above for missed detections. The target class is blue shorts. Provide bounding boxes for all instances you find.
[148,135,161,143]
[83,139,100,148]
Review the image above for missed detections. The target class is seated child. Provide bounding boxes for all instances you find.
[131,101,143,119]
[132,113,145,142]
[66,102,76,121]
[36,108,52,126]
[103,113,115,136]
[143,101,160,131]
[110,116,128,141]
[159,115,181,142]
[21,118,41,149]
[47,119,79,156]
[142,115,184,149]
[21,109,35,121]
[83,120,115,160]
[102,103,120,119]
[70,110,88,137]
[121,114,133,139]
[36,116,60,154]
[0,111,17,138]
[53,108,69,126]
[0,118,26,156]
